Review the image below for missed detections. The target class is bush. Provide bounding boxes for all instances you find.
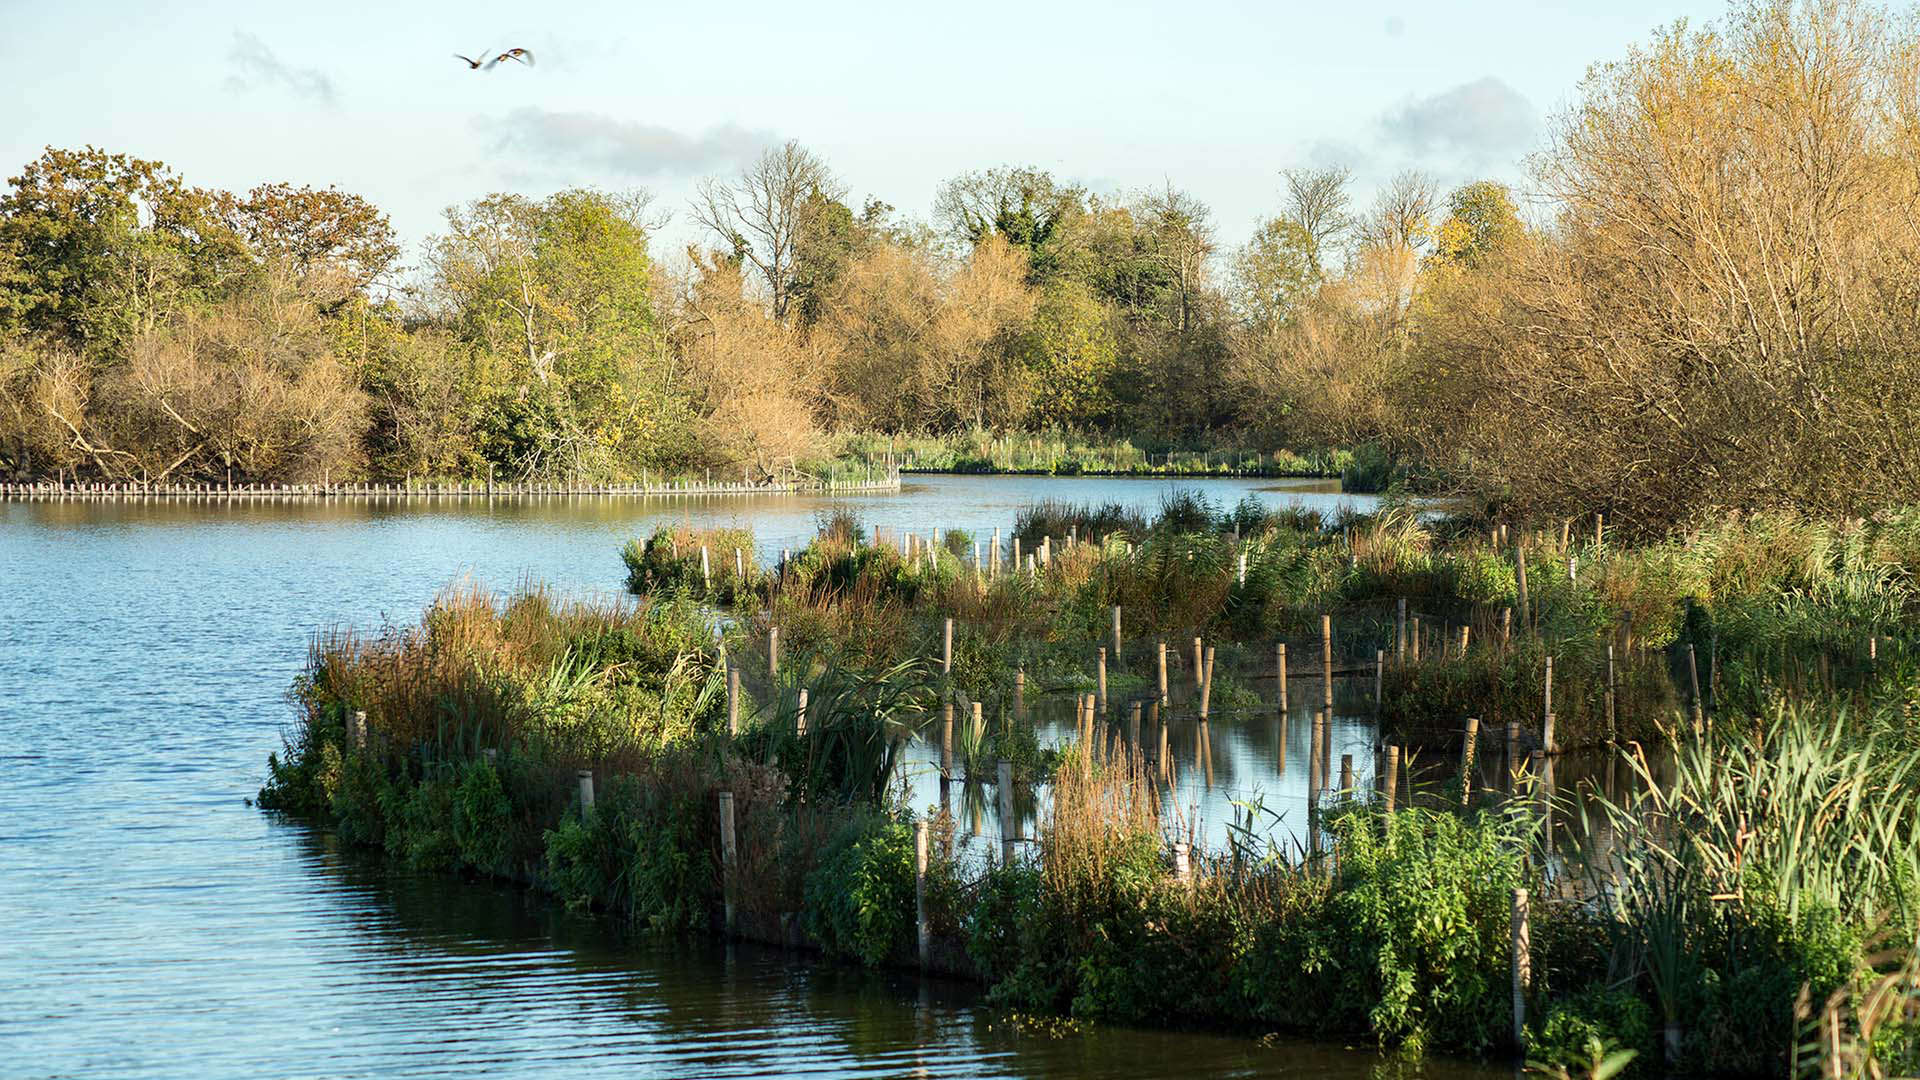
[804,812,915,966]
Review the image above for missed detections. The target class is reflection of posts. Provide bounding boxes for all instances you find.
[718,791,737,933]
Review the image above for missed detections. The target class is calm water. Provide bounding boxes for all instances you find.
[0,474,1510,1079]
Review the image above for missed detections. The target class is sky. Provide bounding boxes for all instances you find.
[0,0,1731,265]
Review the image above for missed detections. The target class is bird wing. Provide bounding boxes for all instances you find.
[512,48,535,65]
[453,53,475,64]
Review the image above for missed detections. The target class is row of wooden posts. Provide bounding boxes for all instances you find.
[0,471,902,500]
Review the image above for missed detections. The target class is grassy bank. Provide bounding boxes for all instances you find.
[623,497,1920,752]
[259,577,1920,1076]
[835,430,1403,492]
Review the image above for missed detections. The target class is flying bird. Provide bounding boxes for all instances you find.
[453,51,491,69]
[486,47,535,68]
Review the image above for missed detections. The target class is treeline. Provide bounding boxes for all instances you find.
[5,0,1918,530]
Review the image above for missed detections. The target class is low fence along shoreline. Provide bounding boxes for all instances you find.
[0,470,902,501]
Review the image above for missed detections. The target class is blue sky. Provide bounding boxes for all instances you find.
[0,0,1729,262]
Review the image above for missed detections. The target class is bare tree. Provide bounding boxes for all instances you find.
[1280,165,1352,272]
[1133,183,1216,335]
[692,141,844,322]
[1362,169,1438,254]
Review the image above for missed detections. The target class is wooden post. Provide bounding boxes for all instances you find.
[1396,598,1408,661]
[1173,840,1192,882]
[796,688,809,735]
[1384,744,1400,814]
[1410,617,1421,662]
[348,709,367,750]
[768,626,779,679]
[1461,718,1479,804]
[726,664,740,735]
[1191,636,1204,692]
[1097,647,1108,715]
[915,819,930,967]
[1157,641,1169,705]
[972,701,984,748]
[992,528,1001,575]
[1199,646,1214,719]
[997,759,1016,866]
[577,769,595,812]
[940,701,954,778]
[1321,614,1334,713]
[1512,888,1531,1051]
[1515,543,1530,628]
[1543,656,1554,737]
[735,548,744,582]
[1687,643,1704,735]
[719,791,737,932]
[1012,536,1021,571]
[1606,644,1618,745]
[1156,704,1169,780]
[1339,753,1353,795]
[1506,722,1520,791]
[1374,649,1384,716]
[1129,700,1142,748]
[701,545,711,591]
[1111,605,1123,664]
[1014,669,1025,720]
[942,617,954,675]
[1277,642,1288,712]
[1310,711,1325,795]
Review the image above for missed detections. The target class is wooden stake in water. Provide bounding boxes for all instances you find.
[1199,646,1214,719]
[1461,718,1479,804]
[719,791,737,932]
[1512,888,1531,1050]
[1129,700,1142,749]
[1374,649,1385,717]
[1384,744,1400,814]
[1157,641,1169,706]
[942,617,954,674]
[941,701,954,779]
[1321,615,1334,713]
[1191,637,1204,693]
[1097,647,1108,715]
[992,528,1001,576]
[1277,643,1288,712]
[914,819,930,967]
[1339,753,1353,796]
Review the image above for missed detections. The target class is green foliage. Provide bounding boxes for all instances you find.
[1320,806,1529,1053]
[1529,987,1655,1077]
[803,812,915,965]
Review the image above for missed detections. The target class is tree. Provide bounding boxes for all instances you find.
[1280,165,1353,273]
[427,188,682,479]
[1429,181,1522,269]
[0,146,246,351]
[1019,279,1119,429]
[217,182,400,291]
[1404,0,1920,530]
[933,167,1084,282]
[692,141,844,322]
[1231,217,1318,329]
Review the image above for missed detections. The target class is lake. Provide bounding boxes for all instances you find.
[0,474,1512,1078]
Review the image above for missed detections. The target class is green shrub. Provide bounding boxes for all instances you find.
[804,813,915,966]
[1530,986,1655,1076]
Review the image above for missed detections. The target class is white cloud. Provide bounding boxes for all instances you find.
[483,109,772,179]
[225,31,336,105]
[1379,76,1536,163]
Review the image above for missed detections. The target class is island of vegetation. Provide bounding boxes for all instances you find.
[0,0,1889,1074]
